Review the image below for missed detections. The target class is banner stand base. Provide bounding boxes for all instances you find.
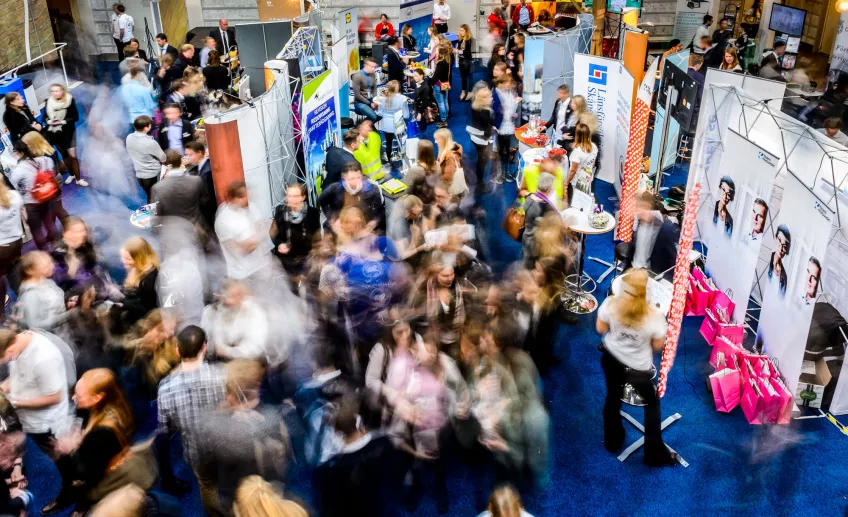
[590,256,619,283]
[617,411,689,467]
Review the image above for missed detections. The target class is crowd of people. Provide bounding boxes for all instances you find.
[4,2,847,516]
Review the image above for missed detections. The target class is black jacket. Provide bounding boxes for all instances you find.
[632,217,680,280]
[210,27,237,54]
[546,97,573,136]
[433,60,451,85]
[318,180,386,232]
[157,45,179,60]
[44,98,79,149]
[386,47,406,84]
[186,159,217,228]
[271,205,321,262]
[166,93,201,120]
[156,117,196,151]
[457,38,473,63]
[2,107,38,143]
[468,107,494,145]
[313,435,405,517]
[324,146,359,187]
[402,34,417,51]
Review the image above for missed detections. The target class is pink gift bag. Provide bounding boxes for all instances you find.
[709,290,736,323]
[710,368,742,413]
[758,377,781,424]
[686,276,713,316]
[700,309,745,345]
[771,378,793,425]
[741,379,764,425]
[709,337,743,371]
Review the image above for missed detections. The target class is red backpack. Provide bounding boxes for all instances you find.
[31,161,59,203]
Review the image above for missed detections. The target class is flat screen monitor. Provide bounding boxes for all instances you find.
[769,4,806,37]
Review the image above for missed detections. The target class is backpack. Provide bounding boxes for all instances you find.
[31,162,59,203]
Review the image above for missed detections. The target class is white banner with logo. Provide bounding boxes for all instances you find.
[573,54,634,184]
[755,173,834,396]
[673,0,710,49]
[830,12,848,77]
[704,129,779,323]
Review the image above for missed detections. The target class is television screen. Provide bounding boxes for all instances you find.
[769,4,806,37]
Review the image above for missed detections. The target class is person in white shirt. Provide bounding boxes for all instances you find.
[199,37,216,68]
[200,279,269,361]
[433,0,451,34]
[214,180,273,283]
[596,268,678,467]
[111,3,125,60]
[567,123,598,198]
[818,117,848,147]
[0,329,71,453]
[117,4,134,46]
[691,15,712,54]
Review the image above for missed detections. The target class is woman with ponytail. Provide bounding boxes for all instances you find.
[233,475,308,517]
[595,268,677,467]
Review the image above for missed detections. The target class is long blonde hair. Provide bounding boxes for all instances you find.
[434,128,455,160]
[234,476,308,517]
[459,24,472,41]
[21,132,55,157]
[487,485,523,517]
[609,268,651,327]
[122,237,159,287]
[386,79,401,98]
[472,86,493,111]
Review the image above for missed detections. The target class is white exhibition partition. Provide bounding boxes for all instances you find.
[573,54,633,185]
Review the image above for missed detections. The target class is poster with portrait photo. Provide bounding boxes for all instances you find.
[704,130,778,323]
[755,174,834,395]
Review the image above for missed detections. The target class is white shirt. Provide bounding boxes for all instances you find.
[0,191,24,245]
[201,299,269,360]
[692,24,710,54]
[219,28,231,51]
[598,297,667,371]
[817,127,848,147]
[10,333,70,434]
[632,211,663,269]
[119,13,134,42]
[555,98,569,135]
[214,202,272,279]
[111,12,121,39]
[433,3,451,22]
[569,143,598,185]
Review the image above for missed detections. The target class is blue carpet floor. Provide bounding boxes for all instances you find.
[21,65,848,517]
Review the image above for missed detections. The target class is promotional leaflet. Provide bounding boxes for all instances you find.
[303,70,341,193]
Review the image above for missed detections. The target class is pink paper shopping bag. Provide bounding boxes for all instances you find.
[709,290,736,323]
[771,378,793,425]
[741,379,764,424]
[758,377,781,424]
[709,337,743,371]
[710,368,742,412]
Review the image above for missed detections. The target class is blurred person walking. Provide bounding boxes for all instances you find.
[16,251,69,340]
[477,485,535,517]
[215,181,275,284]
[201,279,269,362]
[233,476,308,517]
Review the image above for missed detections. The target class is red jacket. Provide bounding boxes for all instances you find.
[488,13,506,31]
[375,22,395,38]
[511,4,535,26]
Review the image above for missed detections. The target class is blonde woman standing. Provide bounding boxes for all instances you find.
[596,268,677,467]
[376,80,409,161]
[45,83,84,186]
[110,237,160,333]
[434,128,468,196]
[566,123,599,201]
[467,86,495,191]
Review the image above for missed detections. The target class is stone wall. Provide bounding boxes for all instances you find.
[0,0,57,72]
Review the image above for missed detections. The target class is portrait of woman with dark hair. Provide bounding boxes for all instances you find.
[713,176,735,237]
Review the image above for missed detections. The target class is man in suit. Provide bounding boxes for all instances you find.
[157,103,196,153]
[151,151,206,229]
[759,40,787,80]
[324,129,361,188]
[545,84,573,147]
[184,141,217,229]
[155,33,179,59]
[620,192,680,280]
[385,36,408,84]
[210,18,236,55]
[166,80,201,120]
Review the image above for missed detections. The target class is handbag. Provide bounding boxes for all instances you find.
[86,438,158,502]
[741,378,764,425]
[710,367,742,413]
[502,204,525,241]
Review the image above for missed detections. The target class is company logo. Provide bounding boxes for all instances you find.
[813,200,832,222]
[757,151,776,167]
[345,13,351,23]
[406,7,413,17]
[588,64,608,85]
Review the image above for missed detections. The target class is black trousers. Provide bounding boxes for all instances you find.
[600,350,672,465]
[114,38,126,61]
[435,23,448,34]
[459,60,473,92]
[473,142,491,189]
[137,176,159,204]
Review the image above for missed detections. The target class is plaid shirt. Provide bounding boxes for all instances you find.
[157,362,227,466]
